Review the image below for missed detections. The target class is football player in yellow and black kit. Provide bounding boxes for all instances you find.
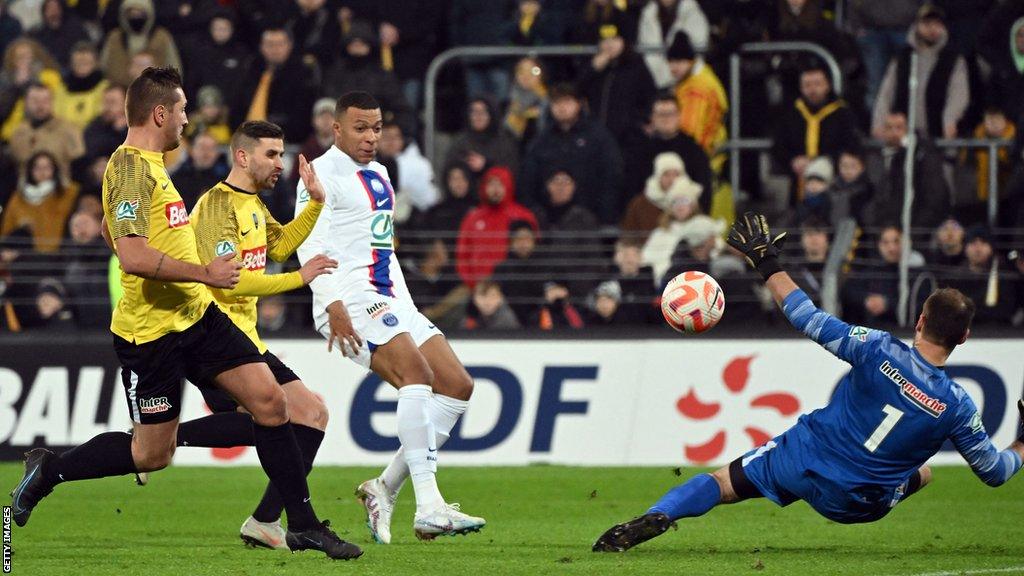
[9,68,362,560]
[169,120,338,551]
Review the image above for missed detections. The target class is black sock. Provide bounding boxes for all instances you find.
[176,412,255,447]
[252,425,325,523]
[252,421,319,531]
[48,431,137,484]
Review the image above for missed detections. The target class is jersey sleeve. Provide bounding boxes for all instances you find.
[295,175,347,312]
[104,152,153,240]
[232,268,304,297]
[949,394,1023,487]
[782,288,886,365]
[264,198,324,262]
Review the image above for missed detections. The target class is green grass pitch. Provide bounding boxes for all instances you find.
[3,464,1023,576]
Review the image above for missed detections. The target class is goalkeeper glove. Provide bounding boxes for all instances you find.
[726,212,787,280]
[1017,399,1024,443]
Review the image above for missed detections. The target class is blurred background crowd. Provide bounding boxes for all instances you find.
[0,0,1022,335]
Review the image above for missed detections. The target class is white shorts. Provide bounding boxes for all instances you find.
[317,292,443,369]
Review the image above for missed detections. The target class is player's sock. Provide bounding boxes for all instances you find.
[647,473,721,521]
[175,412,254,447]
[252,421,319,531]
[251,424,325,523]
[396,384,445,514]
[380,393,468,498]
[47,431,137,484]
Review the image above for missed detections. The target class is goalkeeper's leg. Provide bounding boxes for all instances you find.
[593,460,762,552]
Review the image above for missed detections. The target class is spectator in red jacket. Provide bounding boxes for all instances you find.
[455,165,539,287]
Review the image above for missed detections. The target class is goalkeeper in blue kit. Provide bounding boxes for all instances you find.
[594,213,1024,552]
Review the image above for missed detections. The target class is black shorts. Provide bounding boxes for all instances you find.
[114,303,265,424]
[200,350,300,413]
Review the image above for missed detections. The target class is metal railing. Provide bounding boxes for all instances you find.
[424,43,692,168]
[727,42,844,210]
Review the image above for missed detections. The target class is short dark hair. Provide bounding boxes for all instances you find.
[800,62,832,84]
[335,91,380,117]
[879,223,902,236]
[653,92,680,110]
[125,67,183,127]
[230,120,284,153]
[70,41,97,56]
[474,280,503,296]
[25,82,52,95]
[800,216,829,233]
[922,288,974,349]
[261,27,292,42]
[549,82,580,101]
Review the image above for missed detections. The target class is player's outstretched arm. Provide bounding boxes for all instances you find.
[266,155,325,262]
[727,212,883,365]
[115,235,240,288]
[227,254,338,297]
[950,398,1024,487]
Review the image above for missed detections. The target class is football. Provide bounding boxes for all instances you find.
[661,271,725,333]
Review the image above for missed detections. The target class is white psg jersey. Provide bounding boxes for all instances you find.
[296,145,412,331]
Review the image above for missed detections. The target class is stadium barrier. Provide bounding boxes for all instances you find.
[2,337,1020,467]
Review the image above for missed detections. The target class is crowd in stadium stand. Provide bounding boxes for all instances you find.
[0,0,1022,334]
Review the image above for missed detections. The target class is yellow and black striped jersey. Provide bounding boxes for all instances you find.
[191,181,323,352]
[102,145,212,344]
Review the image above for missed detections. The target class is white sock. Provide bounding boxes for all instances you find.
[396,384,445,514]
[381,393,469,501]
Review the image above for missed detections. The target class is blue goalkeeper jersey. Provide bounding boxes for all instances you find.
[782,289,1021,489]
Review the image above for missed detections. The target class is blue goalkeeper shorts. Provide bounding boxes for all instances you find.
[739,423,914,524]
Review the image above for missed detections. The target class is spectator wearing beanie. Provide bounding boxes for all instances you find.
[622,151,704,243]
[664,31,727,158]
[641,167,722,284]
[637,0,709,89]
[100,0,183,88]
[577,22,657,142]
[622,94,713,215]
[871,4,969,140]
[795,156,834,225]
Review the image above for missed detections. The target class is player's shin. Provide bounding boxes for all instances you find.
[396,385,445,513]
[176,412,255,447]
[49,431,138,483]
[380,393,468,496]
[252,421,319,530]
[648,473,722,521]
[252,425,325,523]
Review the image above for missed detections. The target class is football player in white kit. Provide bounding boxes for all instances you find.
[296,92,485,544]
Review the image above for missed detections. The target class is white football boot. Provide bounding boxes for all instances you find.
[239,516,289,551]
[413,503,486,540]
[355,478,395,544]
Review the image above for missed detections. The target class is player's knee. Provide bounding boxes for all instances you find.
[397,358,434,387]
[453,371,474,399]
[918,465,932,488]
[134,444,174,472]
[311,397,329,430]
[250,385,288,426]
[711,467,739,503]
[292,391,329,431]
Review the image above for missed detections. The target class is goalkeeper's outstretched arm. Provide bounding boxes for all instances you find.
[727,212,883,365]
